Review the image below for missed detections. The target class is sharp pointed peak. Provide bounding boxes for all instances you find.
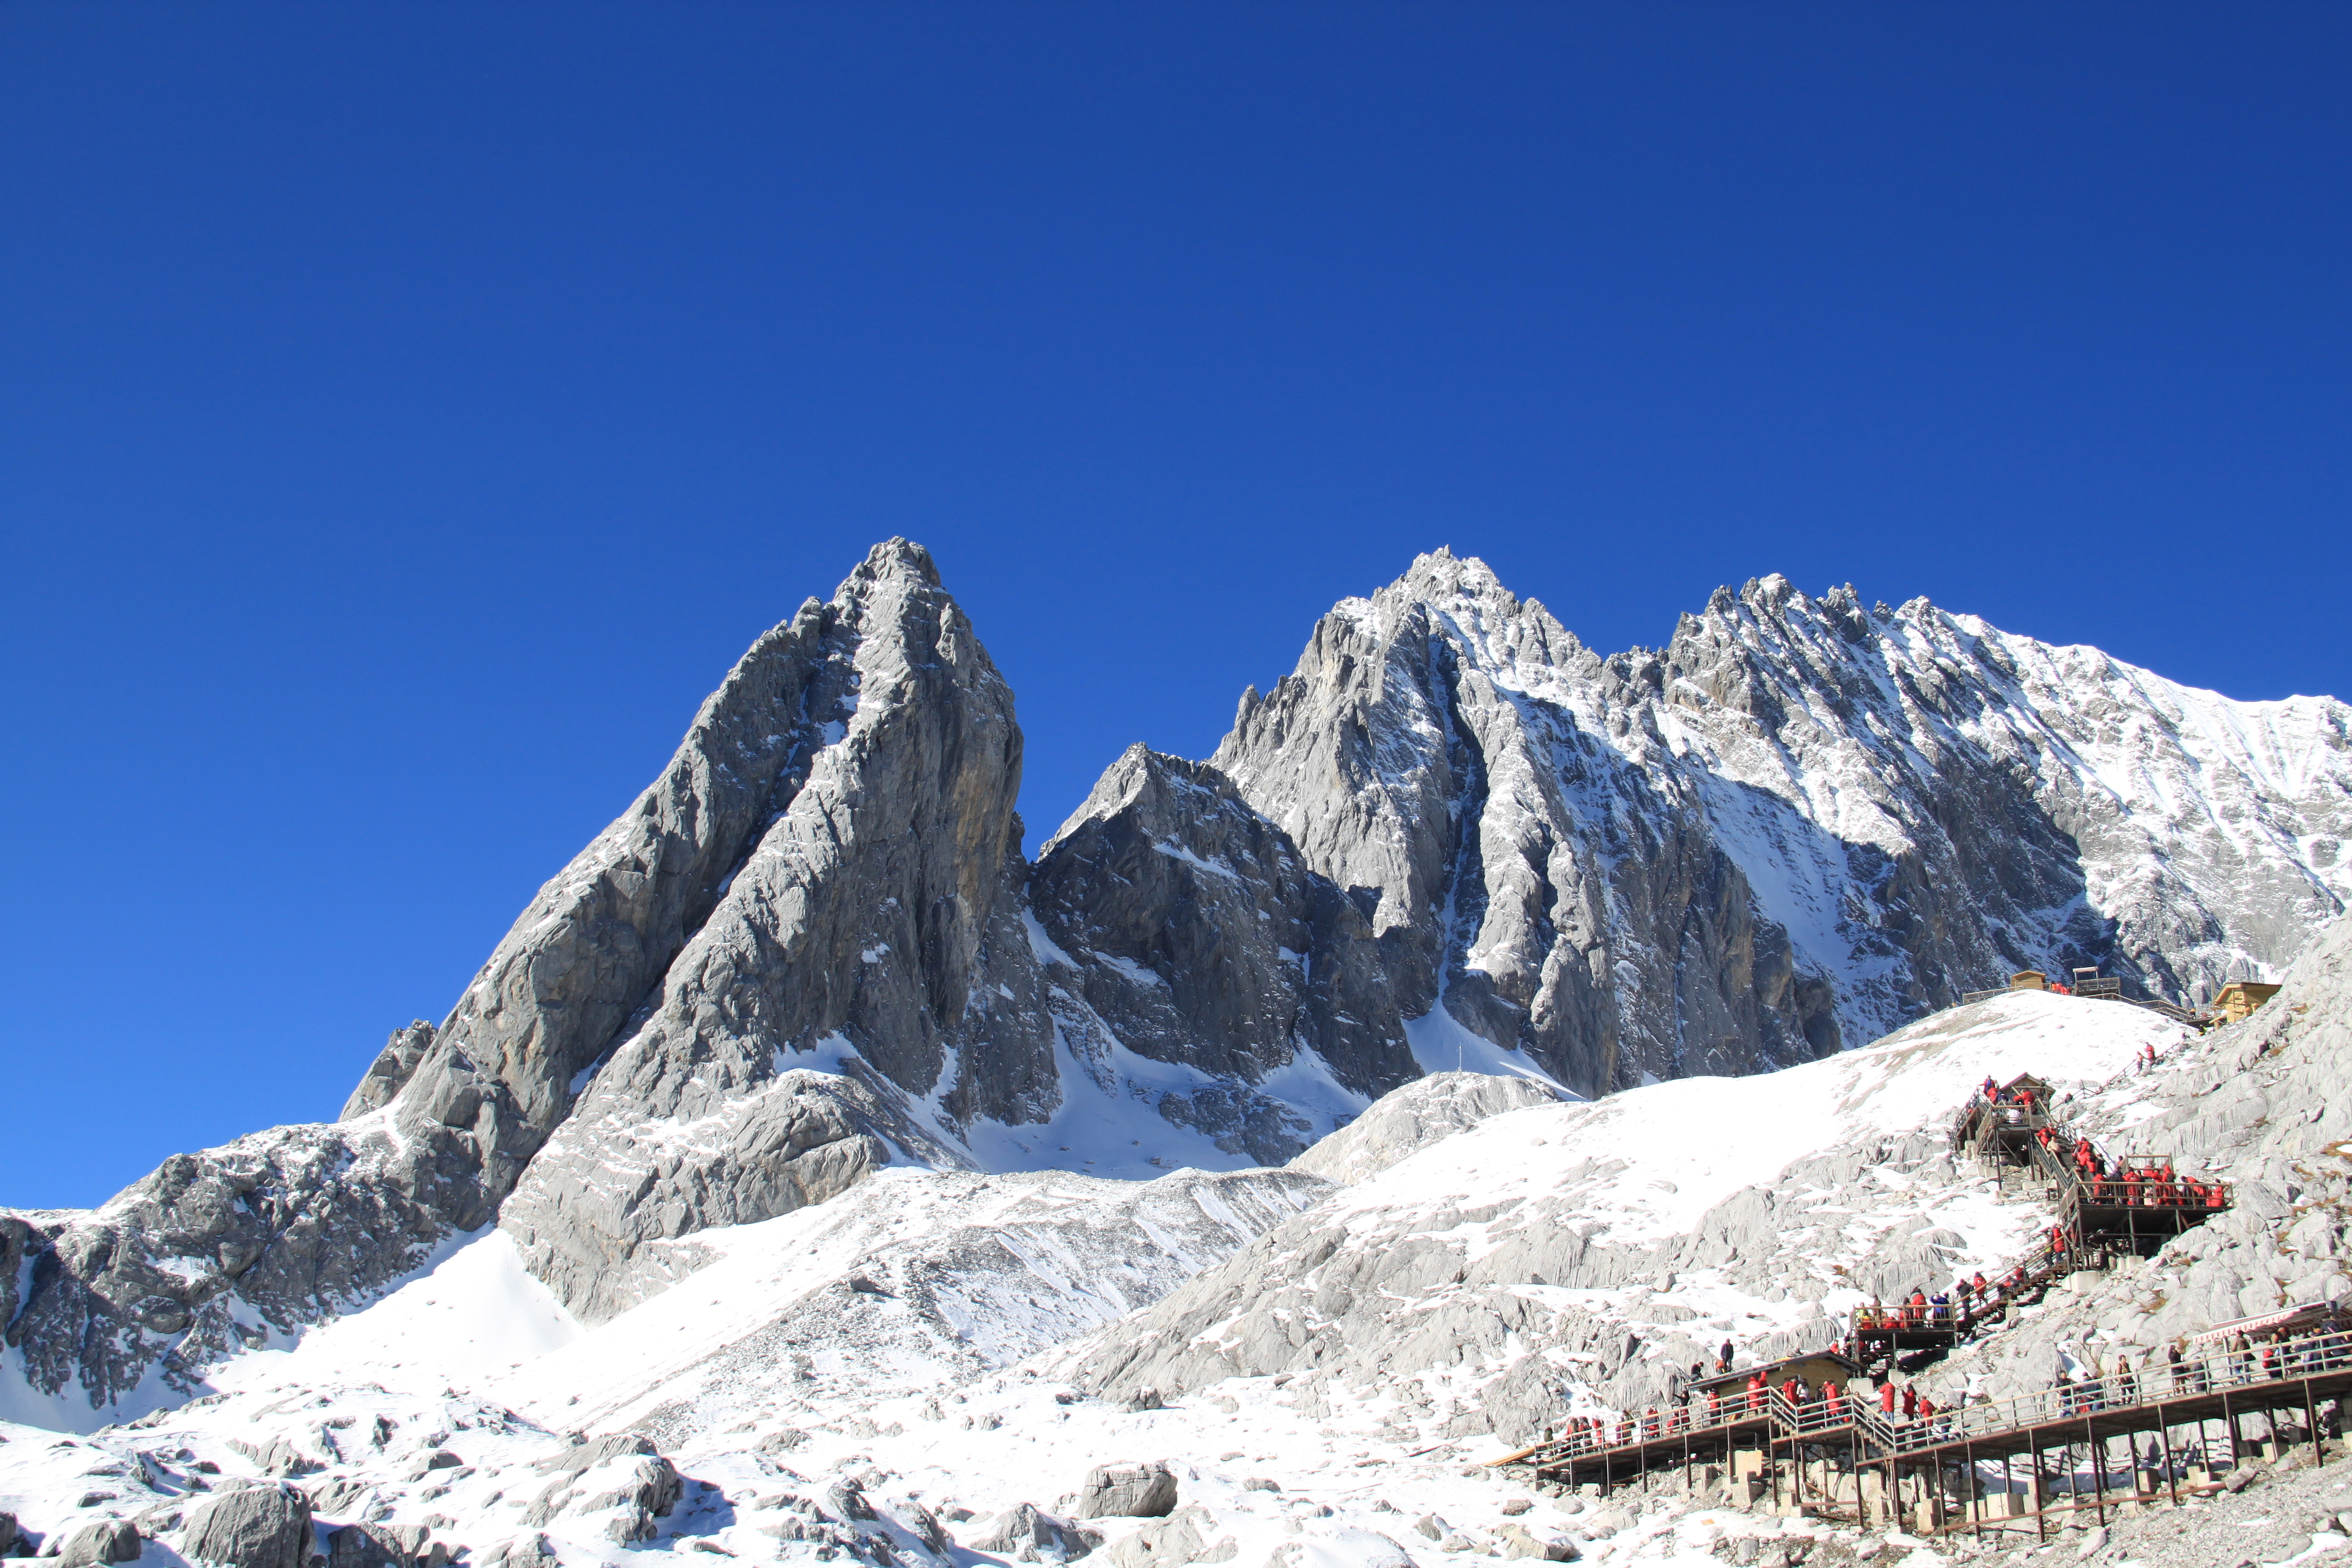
[840,537,942,597]
[1382,546,1515,606]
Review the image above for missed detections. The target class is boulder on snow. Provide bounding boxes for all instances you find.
[968,1504,1100,1561]
[1076,1464,1178,1519]
[604,1508,658,1546]
[180,1482,314,1568]
[1495,1523,1576,1561]
[479,1535,560,1568]
[55,1520,141,1568]
[1101,1505,1233,1568]
[882,1498,950,1556]
[521,1433,681,1529]
[0,1511,21,1557]
[325,1522,441,1568]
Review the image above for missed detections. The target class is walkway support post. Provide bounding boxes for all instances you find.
[1964,1437,1979,1540]
[2157,1405,2180,1509]
[2030,1428,2045,1543]
[2306,1375,2324,1467]
[2085,1415,2105,1528]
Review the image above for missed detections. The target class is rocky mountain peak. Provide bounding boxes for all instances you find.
[8,540,2349,1423]
[843,534,941,590]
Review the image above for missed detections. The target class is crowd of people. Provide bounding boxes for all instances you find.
[1535,1319,2352,1463]
[1960,1075,2223,1209]
[1525,1072,2272,1471]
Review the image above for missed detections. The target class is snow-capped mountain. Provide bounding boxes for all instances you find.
[1209,550,2352,1093]
[5,539,2347,1426]
[15,921,2349,1568]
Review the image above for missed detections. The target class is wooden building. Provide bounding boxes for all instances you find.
[2211,980,2282,1025]
[2008,971,2048,992]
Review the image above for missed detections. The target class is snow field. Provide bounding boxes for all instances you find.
[0,990,2199,1568]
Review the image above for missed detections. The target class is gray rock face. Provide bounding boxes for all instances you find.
[1029,745,1417,1162]
[55,1519,141,1567]
[179,1482,313,1568]
[1211,552,2352,1095]
[3,540,1054,1397]
[1074,1463,1178,1519]
[2,1122,480,1413]
[10,542,2347,1414]
[495,540,1041,1320]
[339,1022,436,1121]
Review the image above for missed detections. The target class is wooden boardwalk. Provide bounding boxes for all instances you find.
[1495,1327,2352,1540]
[1487,1068,2296,1541]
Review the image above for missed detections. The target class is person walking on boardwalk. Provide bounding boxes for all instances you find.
[1880,1379,1897,1419]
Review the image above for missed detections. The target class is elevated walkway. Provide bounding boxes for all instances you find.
[1495,1325,2352,1543]
[1490,1065,2259,1541]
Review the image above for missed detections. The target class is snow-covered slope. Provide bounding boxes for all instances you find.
[1074,991,2185,1442]
[9,539,2348,1439]
[14,955,2352,1568]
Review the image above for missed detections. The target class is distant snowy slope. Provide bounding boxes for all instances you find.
[1076,991,2183,1444]
[490,1164,1328,1450]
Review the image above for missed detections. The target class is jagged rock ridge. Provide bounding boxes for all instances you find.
[1208,551,2352,1093]
[5,541,2346,1417]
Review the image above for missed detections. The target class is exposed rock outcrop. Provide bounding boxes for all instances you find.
[179,1483,314,1568]
[1212,552,2352,1095]
[1028,745,1417,1164]
[495,540,1039,1320]
[1073,1462,1178,1519]
[9,542,2347,1416]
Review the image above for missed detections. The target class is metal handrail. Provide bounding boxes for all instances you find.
[1502,1324,2352,1474]
[1859,1325,2352,1459]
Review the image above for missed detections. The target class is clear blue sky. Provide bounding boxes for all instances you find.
[4,5,2346,1209]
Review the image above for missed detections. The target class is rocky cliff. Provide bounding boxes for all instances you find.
[7,541,2347,1418]
[1210,551,2352,1094]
